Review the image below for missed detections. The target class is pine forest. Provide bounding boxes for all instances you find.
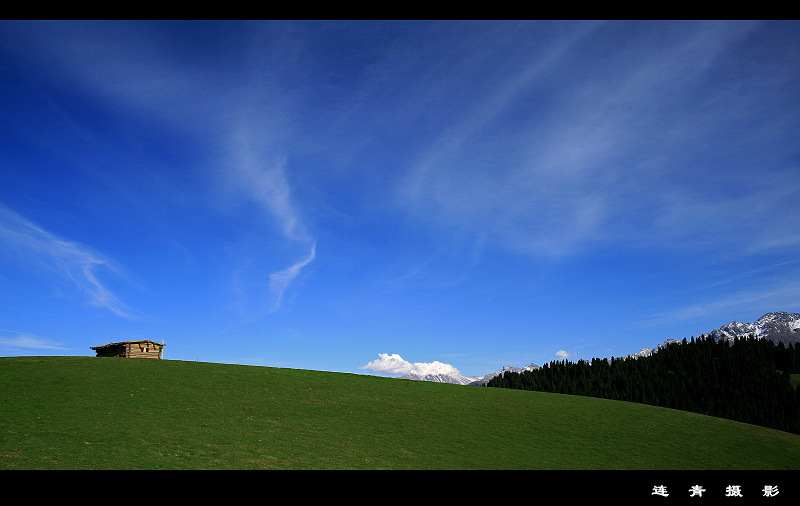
[486,335,800,435]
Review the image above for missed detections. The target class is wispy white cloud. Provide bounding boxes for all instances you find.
[555,350,574,360]
[218,125,318,315]
[0,329,69,350]
[394,23,610,258]
[646,282,800,327]
[360,353,463,377]
[0,205,141,319]
[269,241,316,312]
[224,127,310,243]
[392,21,798,260]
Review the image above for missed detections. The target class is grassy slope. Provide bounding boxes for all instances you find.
[1,356,799,470]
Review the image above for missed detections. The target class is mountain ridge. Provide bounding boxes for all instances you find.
[709,311,800,345]
[399,311,800,385]
[399,363,542,386]
[614,311,800,361]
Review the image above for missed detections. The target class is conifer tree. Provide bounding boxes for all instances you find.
[487,333,800,435]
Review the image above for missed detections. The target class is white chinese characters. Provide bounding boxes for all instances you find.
[651,484,781,498]
[689,485,706,497]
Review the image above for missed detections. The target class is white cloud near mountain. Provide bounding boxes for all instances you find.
[360,353,463,377]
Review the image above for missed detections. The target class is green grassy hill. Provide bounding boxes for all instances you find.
[2,356,799,470]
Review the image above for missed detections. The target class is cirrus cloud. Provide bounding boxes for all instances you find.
[0,205,144,319]
[0,330,69,350]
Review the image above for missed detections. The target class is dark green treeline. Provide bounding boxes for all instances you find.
[486,335,800,435]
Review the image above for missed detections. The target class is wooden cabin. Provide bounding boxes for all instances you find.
[91,340,165,359]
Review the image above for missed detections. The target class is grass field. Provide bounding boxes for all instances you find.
[2,356,799,470]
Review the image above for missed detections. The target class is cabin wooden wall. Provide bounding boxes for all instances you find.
[127,342,164,359]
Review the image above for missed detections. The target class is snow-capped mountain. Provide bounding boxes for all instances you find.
[399,372,481,385]
[467,363,541,386]
[709,311,800,345]
[625,339,681,360]
[399,363,541,386]
[621,312,800,360]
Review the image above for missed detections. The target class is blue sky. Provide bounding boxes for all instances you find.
[1,20,799,378]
